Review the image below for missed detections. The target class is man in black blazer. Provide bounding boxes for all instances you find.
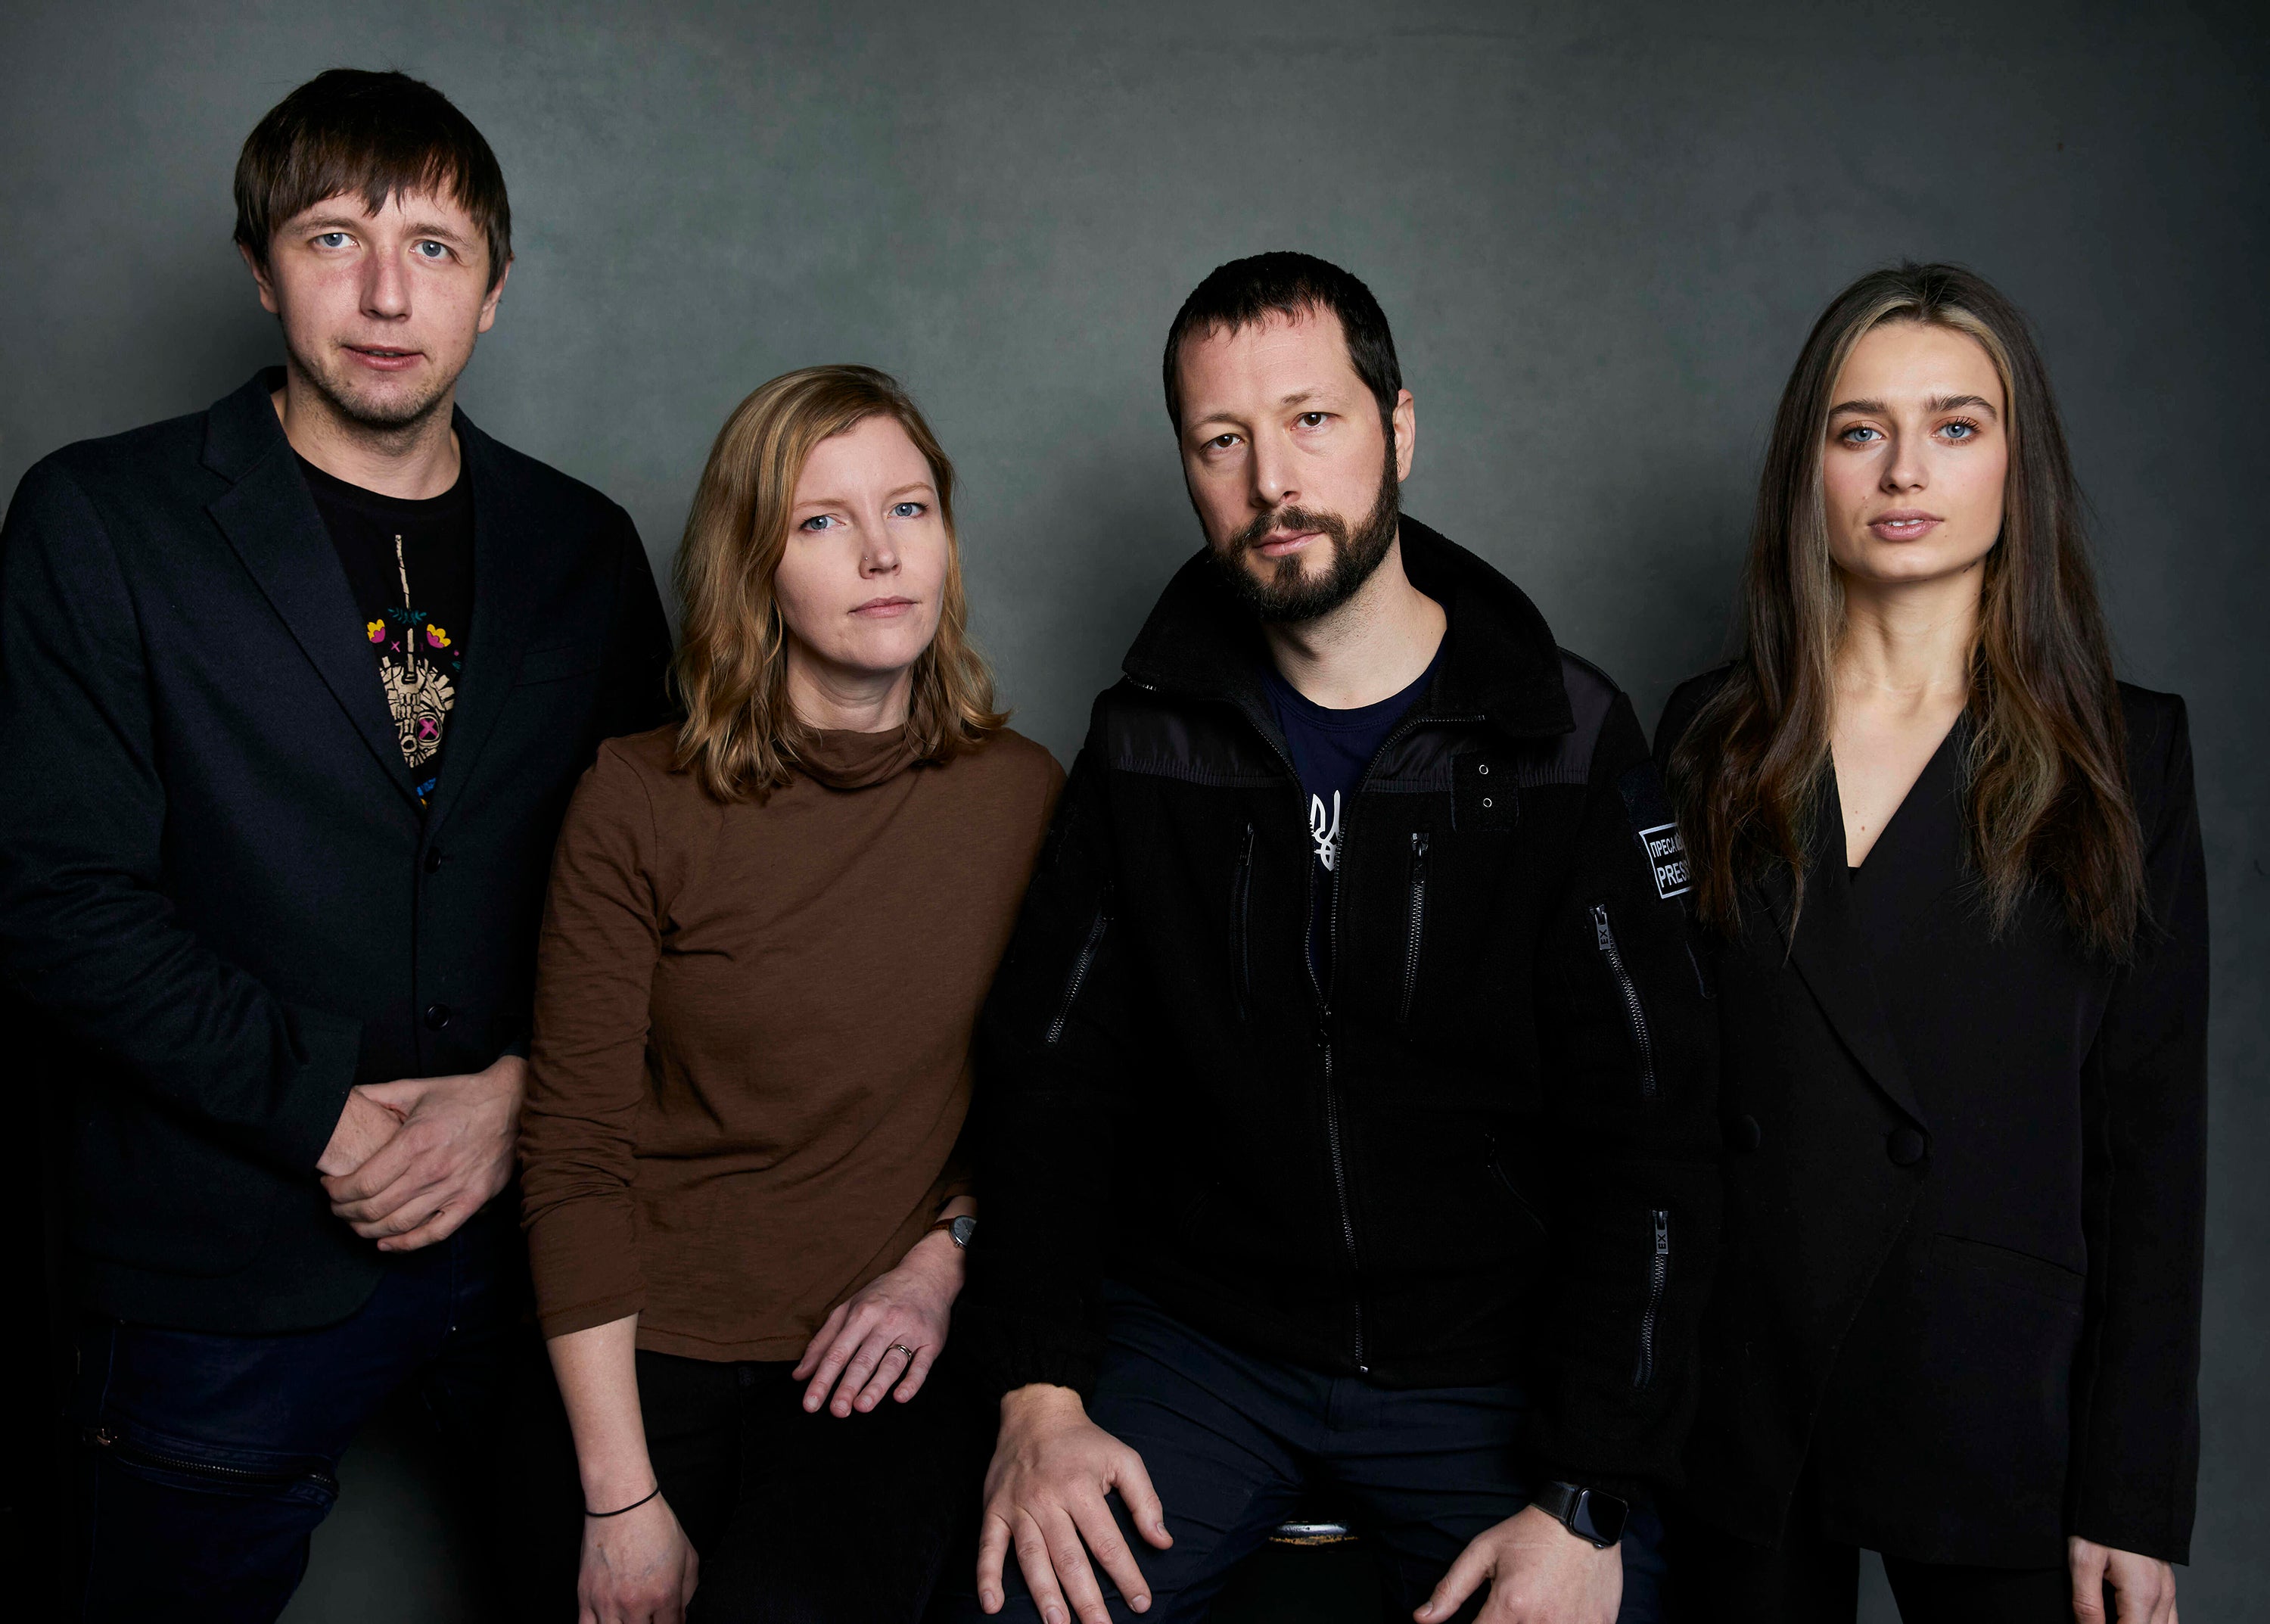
[0,70,670,1621]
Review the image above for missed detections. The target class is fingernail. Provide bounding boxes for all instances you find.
[1044,1609,1063,1624]
[1133,1596,1149,1612]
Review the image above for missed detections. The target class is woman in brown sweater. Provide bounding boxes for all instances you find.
[520,366,1060,1624]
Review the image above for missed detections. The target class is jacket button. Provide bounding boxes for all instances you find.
[423,1003,452,1031]
[1477,763,1490,776]
[1886,1127,1926,1166]
[1727,1115,1762,1153]
[422,848,443,874]
[1481,796,1494,809]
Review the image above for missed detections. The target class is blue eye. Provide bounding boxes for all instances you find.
[1839,425,1882,445]
[890,502,925,519]
[1942,419,1978,440]
[414,241,448,260]
[315,232,351,249]
[799,515,837,531]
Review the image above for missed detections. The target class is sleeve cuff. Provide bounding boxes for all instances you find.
[956,1304,1105,1402]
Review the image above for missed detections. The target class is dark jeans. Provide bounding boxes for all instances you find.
[1673,1471,2078,1623]
[936,1282,1668,1624]
[637,1346,988,1622]
[71,1206,525,1624]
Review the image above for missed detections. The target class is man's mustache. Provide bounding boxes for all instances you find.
[1228,506,1349,553]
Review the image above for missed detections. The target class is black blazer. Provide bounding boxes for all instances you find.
[0,370,672,1333]
[1655,673,2206,1567]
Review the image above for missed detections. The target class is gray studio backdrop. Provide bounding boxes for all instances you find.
[5,1,2264,1618]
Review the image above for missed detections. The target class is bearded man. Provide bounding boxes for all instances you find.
[948,254,1719,1624]
[0,69,669,1621]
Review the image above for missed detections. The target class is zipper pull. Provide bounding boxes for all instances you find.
[1591,903,1612,952]
[1653,1210,1671,1254]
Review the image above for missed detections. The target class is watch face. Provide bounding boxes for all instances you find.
[1571,1489,1629,1547]
[950,1215,978,1248]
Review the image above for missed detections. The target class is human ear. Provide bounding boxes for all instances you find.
[239,241,281,316]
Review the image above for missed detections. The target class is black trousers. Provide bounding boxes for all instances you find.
[934,1282,1668,1624]
[1674,1467,2077,1624]
[636,1348,986,1623]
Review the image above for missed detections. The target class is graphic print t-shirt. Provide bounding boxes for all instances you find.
[300,456,474,806]
[1263,637,1444,985]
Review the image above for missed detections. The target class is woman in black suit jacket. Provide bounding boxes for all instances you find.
[1656,263,2204,1624]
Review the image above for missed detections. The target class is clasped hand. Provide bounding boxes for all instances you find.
[317,1053,525,1251]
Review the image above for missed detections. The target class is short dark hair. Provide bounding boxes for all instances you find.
[234,69,512,288]
[1161,251,1403,431]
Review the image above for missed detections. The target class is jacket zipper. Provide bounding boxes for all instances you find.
[1591,903,1657,1100]
[1046,907,1111,1046]
[1318,858,1366,1375]
[1398,832,1429,1022]
[88,1426,338,1495]
[1634,1209,1671,1388]
[1231,823,1255,1019]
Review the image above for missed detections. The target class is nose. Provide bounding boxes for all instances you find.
[860,527,900,577]
[362,247,411,322]
[1249,429,1298,514]
[1880,426,1928,494]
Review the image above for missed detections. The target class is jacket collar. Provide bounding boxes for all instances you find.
[1120,517,1575,744]
[1771,773,1930,1128]
[200,369,544,829]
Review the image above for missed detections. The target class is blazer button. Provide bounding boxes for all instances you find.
[1886,1127,1926,1166]
[1727,1115,1762,1153]
[423,1003,452,1031]
[422,848,443,874]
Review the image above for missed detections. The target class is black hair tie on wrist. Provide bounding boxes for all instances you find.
[586,1484,662,1518]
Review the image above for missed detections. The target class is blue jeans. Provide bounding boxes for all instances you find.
[939,1282,1668,1624]
[71,1207,526,1624]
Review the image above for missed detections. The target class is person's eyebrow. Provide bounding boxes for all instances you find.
[402,219,476,245]
[1827,397,1888,417]
[1278,389,1322,408]
[882,481,935,500]
[1929,393,1998,418]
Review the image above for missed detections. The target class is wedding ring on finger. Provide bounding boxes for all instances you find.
[888,1343,918,1361]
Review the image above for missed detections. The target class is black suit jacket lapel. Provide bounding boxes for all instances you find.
[1779,776,1929,1128]
[202,381,421,807]
[421,418,540,838]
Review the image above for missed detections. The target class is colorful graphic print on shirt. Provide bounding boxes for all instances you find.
[365,532,463,800]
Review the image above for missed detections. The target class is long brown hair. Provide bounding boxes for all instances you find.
[671,366,1007,802]
[1669,263,2144,957]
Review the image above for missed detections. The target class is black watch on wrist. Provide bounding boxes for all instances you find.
[1531,1481,1630,1548]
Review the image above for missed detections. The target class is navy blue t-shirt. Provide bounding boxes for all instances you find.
[1264,639,1444,986]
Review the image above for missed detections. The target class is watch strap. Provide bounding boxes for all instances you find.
[1531,1480,1628,1548]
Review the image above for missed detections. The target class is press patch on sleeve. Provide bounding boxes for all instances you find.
[1618,762,1691,901]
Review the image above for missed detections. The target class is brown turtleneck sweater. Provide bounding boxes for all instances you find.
[519,722,1061,1359]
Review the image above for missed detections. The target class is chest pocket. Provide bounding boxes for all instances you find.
[1451,751,1519,832]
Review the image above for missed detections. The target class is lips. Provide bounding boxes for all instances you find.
[344,344,422,372]
[1255,529,1322,559]
[850,596,917,618]
[1867,509,1942,541]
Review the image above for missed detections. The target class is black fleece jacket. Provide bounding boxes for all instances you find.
[962,521,1721,1499]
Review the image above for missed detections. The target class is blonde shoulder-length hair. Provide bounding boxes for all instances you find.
[671,365,1007,802]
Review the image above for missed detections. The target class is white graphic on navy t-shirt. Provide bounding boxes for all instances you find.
[1310,790,1342,872]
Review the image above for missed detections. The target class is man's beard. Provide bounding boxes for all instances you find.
[285,332,457,436]
[1209,439,1401,624]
